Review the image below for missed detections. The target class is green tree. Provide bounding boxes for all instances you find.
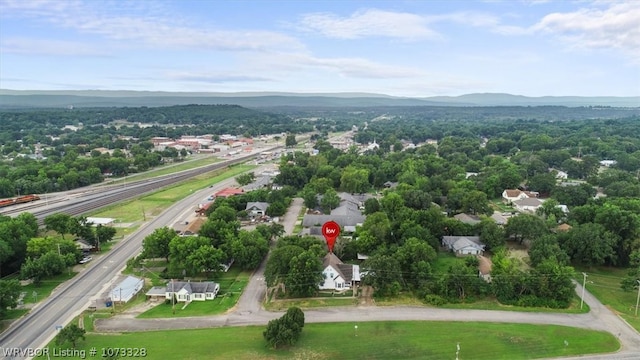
[0,279,21,318]
[361,254,403,296]
[231,230,269,270]
[320,188,340,214]
[395,237,436,289]
[263,308,304,349]
[461,190,492,215]
[284,306,305,330]
[142,227,176,261]
[20,251,66,285]
[559,223,618,266]
[95,225,117,244]
[528,234,569,267]
[55,323,86,348]
[301,186,318,209]
[505,214,548,245]
[340,166,370,193]
[285,134,297,147]
[621,250,640,291]
[44,213,72,239]
[265,245,304,287]
[477,218,506,251]
[235,172,255,186]
[285,250,323,297]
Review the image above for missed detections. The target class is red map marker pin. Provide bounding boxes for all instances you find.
[322,221,340,253]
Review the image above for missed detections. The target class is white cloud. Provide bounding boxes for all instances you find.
[0,37,110,56]
[297,9,439,40]
[531,2,640,58]
[0,0,303,52]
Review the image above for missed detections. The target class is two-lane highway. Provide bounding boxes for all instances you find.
[0,151,280,358]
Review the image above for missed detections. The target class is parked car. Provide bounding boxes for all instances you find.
[79,256,92,264]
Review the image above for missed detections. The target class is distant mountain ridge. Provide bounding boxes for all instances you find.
[0,89,638,108]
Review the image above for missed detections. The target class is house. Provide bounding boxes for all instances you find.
[165,280,220,303]
[513,198,544,213]
[214,187,244,198]
[478,255,493,283]
[319,253,361,291]
[453,213,481,225]
[302,192,372,234]
[490,212,509,226]
[246,202,269,218]
[501,189,538,204]
[442,236,485,256]
[110,276,144,303]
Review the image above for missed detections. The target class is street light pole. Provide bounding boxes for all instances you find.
[580,272,588,309]
[635,280,640,316]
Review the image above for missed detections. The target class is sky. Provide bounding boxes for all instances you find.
[0,0,639,97]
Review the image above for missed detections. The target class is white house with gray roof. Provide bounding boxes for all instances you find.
[442,236,485,256]
[319,253,361,291]
[165,280,220,303]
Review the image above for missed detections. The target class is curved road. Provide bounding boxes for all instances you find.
[94,198,640,359]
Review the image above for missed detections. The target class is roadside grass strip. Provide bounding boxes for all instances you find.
[39,321,618,360]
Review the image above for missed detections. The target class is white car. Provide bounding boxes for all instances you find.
[79,256,92,264]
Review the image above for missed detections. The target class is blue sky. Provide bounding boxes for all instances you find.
[1,0,638,97]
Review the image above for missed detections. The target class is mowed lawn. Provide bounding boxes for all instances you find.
[577,266,640,332]
[47,321,618,360]
[137,267,251,318]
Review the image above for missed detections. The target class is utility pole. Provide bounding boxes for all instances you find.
[580,272,588,309]
[635,280,640,316]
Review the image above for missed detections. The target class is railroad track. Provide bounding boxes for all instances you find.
[3,147,282,225]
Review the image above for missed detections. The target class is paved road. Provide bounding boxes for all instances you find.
[234,197,303,315]
[0,174,245,359]
[94,197,640,359]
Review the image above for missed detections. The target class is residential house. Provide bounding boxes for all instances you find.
[490,212,509,226]
[319,253,361,291]
[302,192,370,231]
[246,202,269,218]
[165,280,220,303]
[501,189,538,204]
[442,236,485,256]
[513,198,544,213]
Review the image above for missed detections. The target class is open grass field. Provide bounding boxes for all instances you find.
[576,266,640,332]
[137,267,251,318]
[40,321,619,360]
[90,164,255,222]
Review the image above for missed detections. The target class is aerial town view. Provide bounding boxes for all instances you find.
[0,1,639,359]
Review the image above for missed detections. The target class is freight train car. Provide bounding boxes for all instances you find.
[0,194,41,208]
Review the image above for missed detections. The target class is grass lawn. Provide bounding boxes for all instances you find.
[40,321,619,360]
[576,266,640,332]
[432,251,466,273]
[137,267,251,318]
[90,165,255,222]
[20,272,77,305]
[265,297,357,311]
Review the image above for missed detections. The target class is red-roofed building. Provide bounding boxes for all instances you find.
[214,187,244,198]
